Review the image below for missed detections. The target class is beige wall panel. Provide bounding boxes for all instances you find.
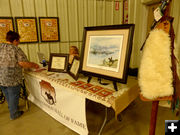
[67,0,79,42]
[35,0,50,60]
[87,0,96,26]
[22,0,39,63]
[83,0,88,27]
[0,0,11,16]
[46,0,60,54]
[9,0,29,60]
[113,1,123,24]
[77,0,85,43]
[96,0,105,26]
[60,42,69,54]
[128,0,135,24]
[57,0,69,53]
[57,0,69,41]
[105,1,114,25]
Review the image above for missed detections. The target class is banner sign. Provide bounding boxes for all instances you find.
[25,74,88,135]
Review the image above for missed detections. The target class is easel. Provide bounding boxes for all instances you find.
[140,1,176,135]
[87,76,118,91]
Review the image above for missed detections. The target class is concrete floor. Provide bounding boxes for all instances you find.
[0,97,179,135]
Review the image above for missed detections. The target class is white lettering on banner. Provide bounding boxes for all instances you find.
[40,98,87,130]
[25,75,88,135]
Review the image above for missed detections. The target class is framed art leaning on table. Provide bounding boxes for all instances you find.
[48,53,69,73]
[80,24,135,84]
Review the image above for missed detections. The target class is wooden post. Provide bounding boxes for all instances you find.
[149,101,159,135]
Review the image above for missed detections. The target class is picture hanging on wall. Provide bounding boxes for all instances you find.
[39,17,60,42]
[48,53,69,73]
[0,17,14,43]
[15,17,38,43]
[80,24,135,84]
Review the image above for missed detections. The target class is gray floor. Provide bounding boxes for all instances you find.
[0,97,179,135]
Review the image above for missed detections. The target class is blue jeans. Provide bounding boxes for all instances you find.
[0,85,21,119]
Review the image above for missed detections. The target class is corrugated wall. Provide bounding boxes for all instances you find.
[0,0,179,69]
[0,0,123,64]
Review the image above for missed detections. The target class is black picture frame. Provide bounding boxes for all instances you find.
[0,17,14,43]
[80,24,135,84]
[15,17,39,43]
[48,53,69,73]
[39,17,60,42]
[68,56,80,80]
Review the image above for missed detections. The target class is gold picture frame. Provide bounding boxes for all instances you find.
[15,17,38,43]
[39,17,60,42]
[0,17,14,43]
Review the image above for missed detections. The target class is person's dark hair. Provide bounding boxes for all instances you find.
[6,30,20,43]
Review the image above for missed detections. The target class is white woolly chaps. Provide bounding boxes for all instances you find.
[138,29,174,99]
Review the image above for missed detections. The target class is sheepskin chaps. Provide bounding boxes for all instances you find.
[138,29,174,99]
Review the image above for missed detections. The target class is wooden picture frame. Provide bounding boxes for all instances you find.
[80,24,135,84]
[39,17,60,42]
[0,17,14,43]
[68,56,80,80]
[15,17,38,43]
[48,53,69,73]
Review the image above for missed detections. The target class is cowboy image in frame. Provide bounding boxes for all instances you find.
[39,17,60,42]
[0,17,14,43]
[15,17,38,43]
[81,24,135,84]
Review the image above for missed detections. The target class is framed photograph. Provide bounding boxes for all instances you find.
[80,24,135,84]
[39,17,60,42]
[48,53,69,73]
[0,17,14,43]
[15,17,38,43]
[68,56,80,80]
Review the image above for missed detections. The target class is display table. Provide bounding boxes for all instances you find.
[24,69,139,135]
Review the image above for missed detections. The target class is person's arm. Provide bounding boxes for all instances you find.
[16,47,39,69]
[18,61,39,69]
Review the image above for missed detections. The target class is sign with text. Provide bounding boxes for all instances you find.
[25,75,88,135]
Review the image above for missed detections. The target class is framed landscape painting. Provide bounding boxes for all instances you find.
[0,17,14,43]
[80,24,135,83]
[15,17,38,43]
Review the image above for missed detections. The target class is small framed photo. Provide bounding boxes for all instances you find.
[48,53,69,73]
[0,17,14,43]
[39,17,60,42]
[81,24,135,83]
[15,17,38,43]
[68,56,80,80]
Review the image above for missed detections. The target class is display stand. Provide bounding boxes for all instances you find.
[140,95,172,135]
[87,76,118,91]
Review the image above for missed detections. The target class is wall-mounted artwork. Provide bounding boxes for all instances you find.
[15,17,38,43]
[81,24,135,83]
[39,17,60,42]
[0,17,14,43]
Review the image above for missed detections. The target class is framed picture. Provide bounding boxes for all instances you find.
[0,17,14,43]
[39,17,60,42]
[48,53,69,73]
[15,17,38,43]
[80,24,135,84]
[68,56,80,80]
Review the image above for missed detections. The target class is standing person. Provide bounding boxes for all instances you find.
[0,30,39,120]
